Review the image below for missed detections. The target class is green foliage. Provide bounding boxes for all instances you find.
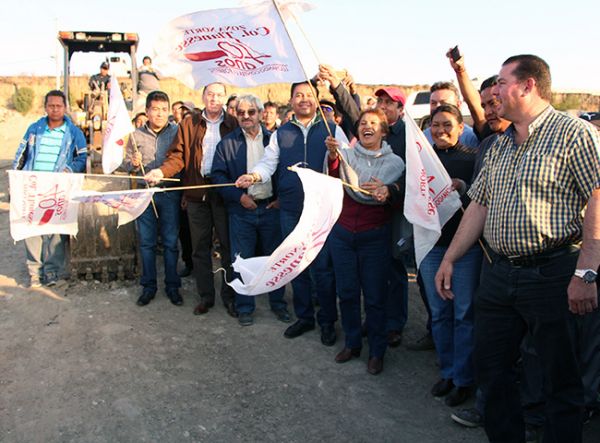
[12,87,35,114]
[553,95,582,111]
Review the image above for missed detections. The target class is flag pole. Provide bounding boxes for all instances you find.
[270,0,333,138]
[130,135,159,218]
[82,173,179,182]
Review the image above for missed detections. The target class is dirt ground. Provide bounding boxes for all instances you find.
[0,156,599,441]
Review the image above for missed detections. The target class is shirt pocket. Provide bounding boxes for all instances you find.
[518,152,559,188]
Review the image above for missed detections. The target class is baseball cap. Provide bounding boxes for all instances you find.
[182,101,195,111]
[375,87,406,105]
[100,62,109,70]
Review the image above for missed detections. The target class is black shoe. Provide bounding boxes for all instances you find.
[178,264,193,277]
[137,290,156,306]
[224,301,238,318]
[450,408,483,428]
[166,289,183,306]
[284,320,315,338]
[445,386,471,407]
[387,330,402,348]
[525,424,541,442]
[238,312,254,326]
[320,323,337,346]
[431,378,454,397]
[272,308,291,323]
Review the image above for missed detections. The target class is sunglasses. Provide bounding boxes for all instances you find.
[236,109,258,117]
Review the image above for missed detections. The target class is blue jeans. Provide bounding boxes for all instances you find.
[420,245,481,387]
[330,223,391,358]
[24,234,68,280]
[229,203,287,314]
[136,191,181,292]
[279,209,337,326]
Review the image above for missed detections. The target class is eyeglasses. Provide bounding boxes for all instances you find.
[236,109,258,117]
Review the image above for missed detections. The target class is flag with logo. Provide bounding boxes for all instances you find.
[71,188,157,226]
[403,111,462,267]
[102,74,134,174]
[153,1,309,88]
[227,166,342,295]
[8,171,84,241]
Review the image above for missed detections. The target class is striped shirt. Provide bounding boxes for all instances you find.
[33,123,66,171]
[201,110,224,176]
[468,106,600,256]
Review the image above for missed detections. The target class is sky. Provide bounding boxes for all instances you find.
[2,0,599,93]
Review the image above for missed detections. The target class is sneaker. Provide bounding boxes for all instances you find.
[30,275,42,289]
[406,333,435,351]
[451,408,483,428]
[137,289,156,306]
[238,312,254,326]
[45,275,58,287]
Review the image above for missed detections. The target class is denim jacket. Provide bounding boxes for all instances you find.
[13,116,87,172]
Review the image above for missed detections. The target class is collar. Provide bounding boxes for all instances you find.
[202,109,224,124]
[46,120,66,132]
[291,113,320,129]
[241,127,263,141]
[506,105,554,139]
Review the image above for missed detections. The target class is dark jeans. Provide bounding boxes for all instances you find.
[186,191,235,305]
[475,251,584,443]
[386,257,408,333]
[228,203,287,314]
[136,191,181,292]
[279,209,337,326]
[179,207,193,267]
[330,223,391,358]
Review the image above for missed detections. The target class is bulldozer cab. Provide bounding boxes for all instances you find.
[58,31,141,282]
[58,31,139,167]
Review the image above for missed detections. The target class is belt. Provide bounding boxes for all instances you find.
[493,245,580,268]
[252,197,273,205]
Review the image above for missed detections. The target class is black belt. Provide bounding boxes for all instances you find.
[493,245,580,268]
[252,197,273,205]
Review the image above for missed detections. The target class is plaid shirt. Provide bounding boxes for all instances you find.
[468,106,600,256]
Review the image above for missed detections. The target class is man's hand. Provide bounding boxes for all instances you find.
[266,198,279,210]
[131,152,142,168]
[240,194,257,210]
[236,173,257,189]
[567,277,598,315]
[318,64,341,89]
[435,259,455,300]
[325,136,340,159]
[144,168,164,185]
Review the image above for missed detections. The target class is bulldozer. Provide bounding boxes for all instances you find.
[58,31,141,282]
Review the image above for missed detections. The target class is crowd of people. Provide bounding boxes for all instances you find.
[13,50,600,443]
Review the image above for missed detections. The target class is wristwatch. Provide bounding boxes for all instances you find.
[574,269,598,284]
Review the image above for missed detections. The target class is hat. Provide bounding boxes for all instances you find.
[375,87,406,105]
[182,101,195,111]
[319,99,337,111]
[100,62,109,70]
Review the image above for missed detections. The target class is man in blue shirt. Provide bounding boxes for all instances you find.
[13,90,87,288]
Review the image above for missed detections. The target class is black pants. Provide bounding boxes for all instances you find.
[179,207,193,267]
[186,191,235,306]
[475,251,584,443]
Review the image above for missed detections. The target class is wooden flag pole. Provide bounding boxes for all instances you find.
[82,173,179,182]
[130,135,159,218]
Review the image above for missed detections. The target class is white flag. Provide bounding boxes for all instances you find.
[72,188,157,226]
[153,1,307,88]
[227,167,343,295]
[102,75,133,174]
[8,171,84,241]
[403,111,462,268]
